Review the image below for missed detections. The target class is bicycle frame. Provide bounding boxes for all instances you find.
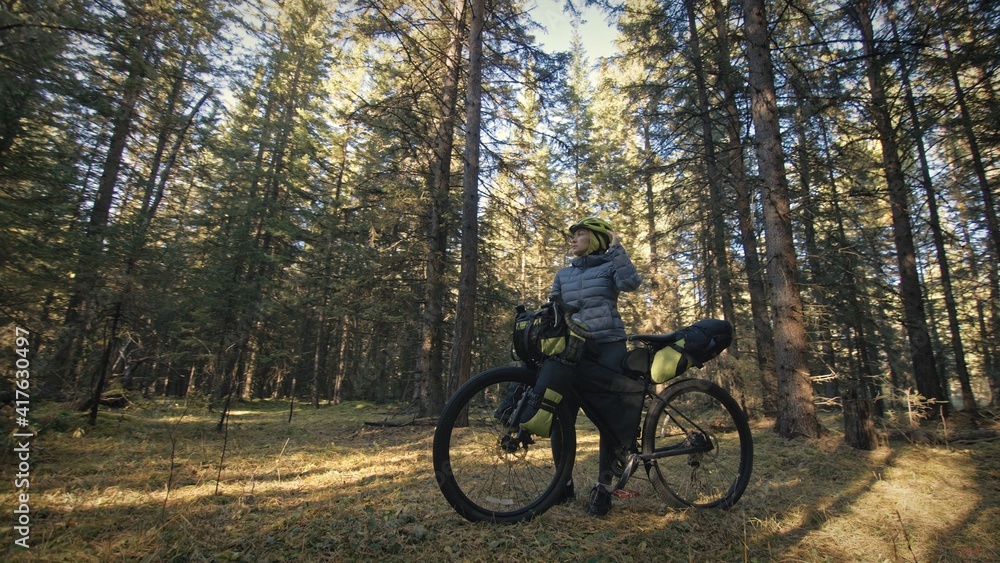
[511,337,717,488]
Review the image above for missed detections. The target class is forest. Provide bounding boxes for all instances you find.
[1,0,998,443]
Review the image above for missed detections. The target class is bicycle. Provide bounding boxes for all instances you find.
[432,312,754,523]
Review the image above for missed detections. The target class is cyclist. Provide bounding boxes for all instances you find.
[521,216,644,516]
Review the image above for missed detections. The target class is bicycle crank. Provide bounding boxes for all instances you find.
[613,453,641,491]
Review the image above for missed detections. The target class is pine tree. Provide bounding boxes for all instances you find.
[744,0,821,438]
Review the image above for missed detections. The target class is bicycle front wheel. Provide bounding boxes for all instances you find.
[642,378,753,508]
[433,366,576,523]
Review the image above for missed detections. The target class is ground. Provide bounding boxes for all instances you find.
[1,399,997,561]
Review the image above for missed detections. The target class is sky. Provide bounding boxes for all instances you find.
[530,0,620,60]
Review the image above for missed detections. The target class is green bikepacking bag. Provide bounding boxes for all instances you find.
[511,301,587,367]
[650,319,733,383]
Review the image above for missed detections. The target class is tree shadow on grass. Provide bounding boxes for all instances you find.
[923,436,1000,562]
[558,415,1000,562]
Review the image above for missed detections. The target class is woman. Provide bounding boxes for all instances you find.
[522,216,644,516]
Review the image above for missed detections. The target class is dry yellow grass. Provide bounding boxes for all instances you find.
[1,400,997,562]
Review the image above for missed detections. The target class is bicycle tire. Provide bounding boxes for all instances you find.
[642,378,753,508]
[433,366,576,523]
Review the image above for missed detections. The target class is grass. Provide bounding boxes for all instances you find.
[1,398,998,562]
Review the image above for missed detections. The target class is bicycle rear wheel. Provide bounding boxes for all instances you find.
[642,378,752,508]
[433,366,576,523]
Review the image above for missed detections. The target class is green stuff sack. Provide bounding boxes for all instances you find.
[520,388,563,438]
[651,344,689,383]
[560,321,588,362]
[539,329,567,356]
[650,319,733,383]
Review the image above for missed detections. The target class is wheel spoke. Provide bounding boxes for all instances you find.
[433,367,576,522]
[642,379,753,509]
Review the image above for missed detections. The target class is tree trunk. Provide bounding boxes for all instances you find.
[853,1,945,415]
[312,299,326,409]
[826,131,885,420]
[88,28,151,240]
[48,25,153,394]
[789,85,838,401]
[714,0,776,416]
[942,38,1000,269]
[959,214,1000,408]
[843,385,877,450]
[942,29,999,410]
[417,0,466,416]
[333,315,349,405]
[450,0,483,418]
[641,105,668,333]
[684,0,736,326]
[743,0,821,438]
[890,6,976,412]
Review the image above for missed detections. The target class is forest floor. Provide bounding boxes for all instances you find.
[1,397,998,562]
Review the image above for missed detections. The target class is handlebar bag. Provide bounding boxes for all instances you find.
[512,302,588,366]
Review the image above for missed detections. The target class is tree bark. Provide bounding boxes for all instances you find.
[843,385,877,450]
[684,0,736,326]
[890,5,976,412]
[743,0,821,438]
[713,0,776,416]
[853,0,945,414]
[416,0,466,416]
[450,0,483,417]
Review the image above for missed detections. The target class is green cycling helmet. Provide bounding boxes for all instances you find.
[569,216,613,254]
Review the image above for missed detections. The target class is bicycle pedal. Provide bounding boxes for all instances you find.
[612,488,639,499]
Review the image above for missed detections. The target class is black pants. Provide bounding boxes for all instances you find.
[536,340,644,487]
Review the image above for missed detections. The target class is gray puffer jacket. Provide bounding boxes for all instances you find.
[550,244,642,343]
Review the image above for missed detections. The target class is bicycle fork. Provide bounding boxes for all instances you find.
[498,386,536,453]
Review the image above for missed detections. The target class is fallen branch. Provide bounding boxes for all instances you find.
[363,416,436,427]
[364,416,415,427]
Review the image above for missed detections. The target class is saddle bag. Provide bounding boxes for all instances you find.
[650,319,733,383]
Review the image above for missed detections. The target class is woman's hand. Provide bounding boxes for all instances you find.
[610,231,621,248]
